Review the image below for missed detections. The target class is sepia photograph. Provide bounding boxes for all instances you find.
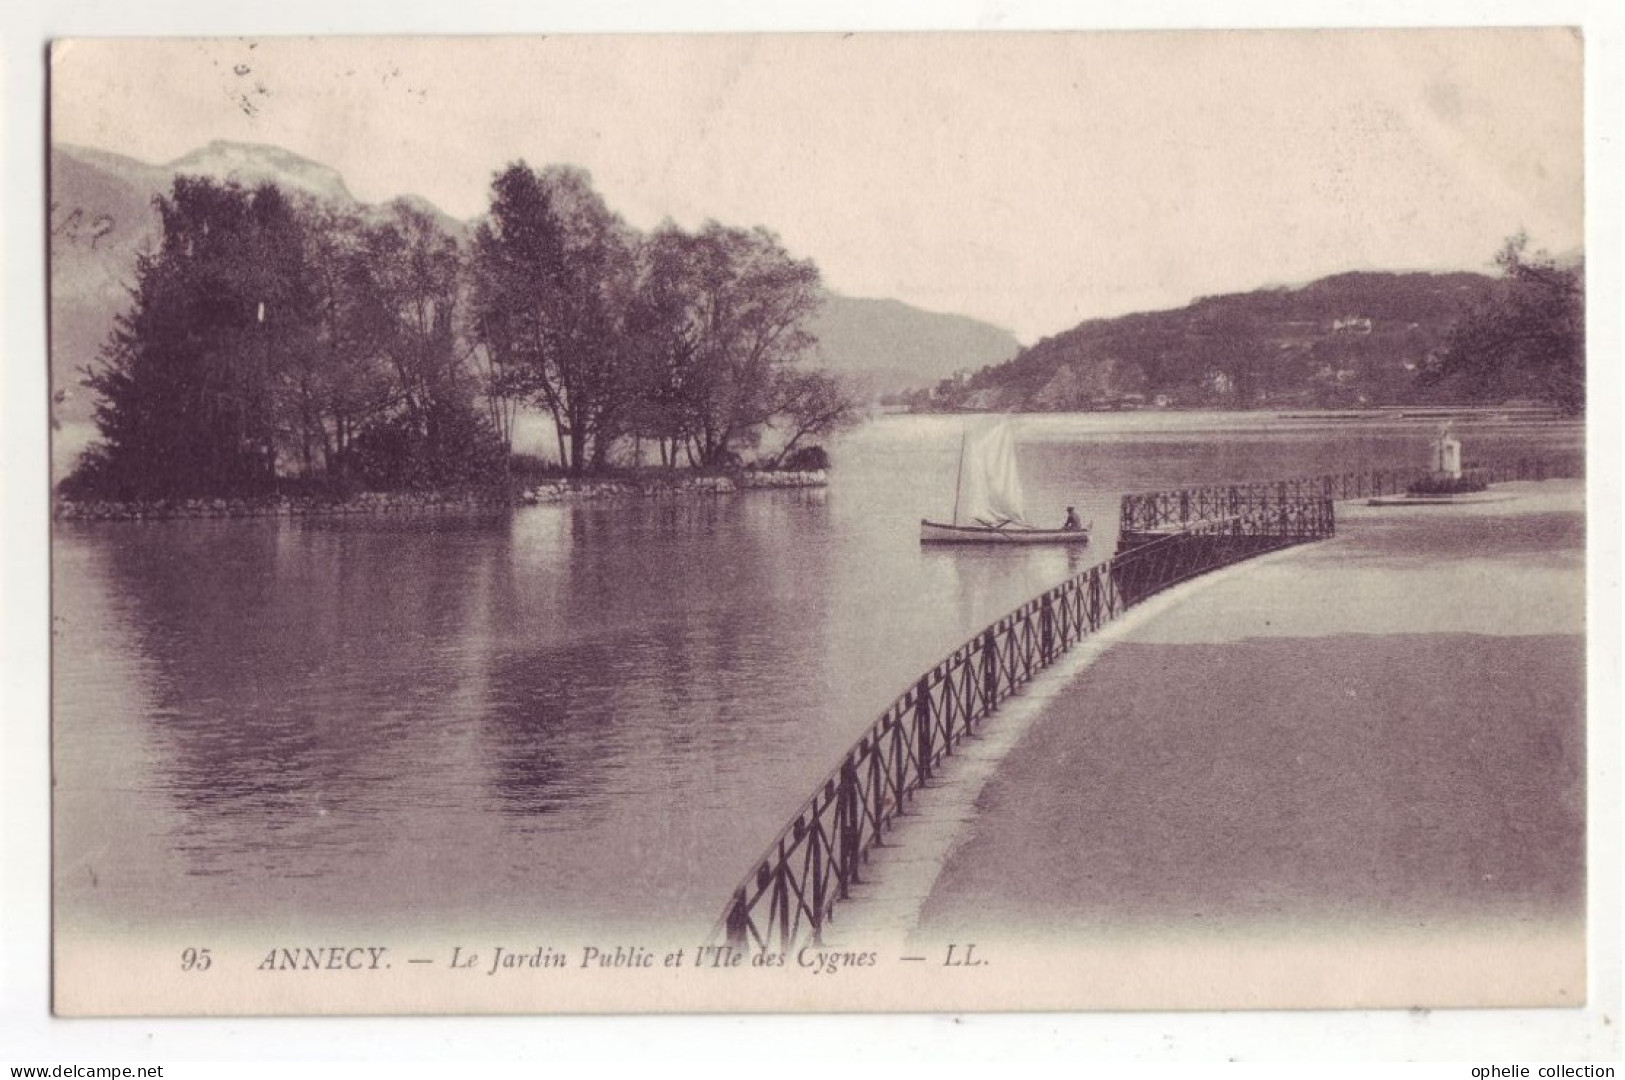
[21,12,1614,1049]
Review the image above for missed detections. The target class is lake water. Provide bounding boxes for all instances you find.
[52,411,1584,943]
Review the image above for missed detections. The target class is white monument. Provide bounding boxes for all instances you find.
[1431,423,1462,479]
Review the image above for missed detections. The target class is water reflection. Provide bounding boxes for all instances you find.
[53,412,1586,935]
[74,518,516,885]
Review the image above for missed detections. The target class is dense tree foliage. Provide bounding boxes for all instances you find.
[81,179,315,497]
[297,200,492,484]
[624,222,827,466]
[471,165,844,471]
[471,164,637,473]
[76,179,504,498]
[1420,236,1585,416]
[684,224,826,467]
[69,165,853,498]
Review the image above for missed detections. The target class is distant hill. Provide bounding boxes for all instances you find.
[807,293,1021,398]
[50,146,168,424]
[166,140,358,204]
[910,271,1504,412]
[48,141,1021,424]
[50,142,1513,426]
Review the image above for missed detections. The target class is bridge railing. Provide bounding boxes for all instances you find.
[1119,455,1577,533]
[715,496,1335,953]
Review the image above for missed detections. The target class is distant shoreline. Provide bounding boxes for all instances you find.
[889,404,1574,422]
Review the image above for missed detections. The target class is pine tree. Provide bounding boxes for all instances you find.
[81,177,315,497]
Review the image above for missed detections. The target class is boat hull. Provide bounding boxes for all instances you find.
[919,519,1092,545]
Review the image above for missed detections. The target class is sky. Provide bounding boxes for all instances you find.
[51,29,1584,344]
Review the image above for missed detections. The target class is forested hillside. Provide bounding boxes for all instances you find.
[906,271,1503,412]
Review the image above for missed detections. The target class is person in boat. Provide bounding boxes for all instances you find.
[1062,506,1083,531]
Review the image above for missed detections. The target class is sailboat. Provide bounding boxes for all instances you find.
[919,421,1091,545]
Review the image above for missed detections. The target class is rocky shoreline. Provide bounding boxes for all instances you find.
[522,469,826,503]
[53,470,829,521]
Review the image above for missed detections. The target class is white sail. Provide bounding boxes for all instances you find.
[953,421,1028,527]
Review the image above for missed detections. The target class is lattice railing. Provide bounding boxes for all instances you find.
[715,497,1335,952]
[1119,456,1576,533]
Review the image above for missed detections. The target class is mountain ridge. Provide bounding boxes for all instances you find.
[49,140,1023,421]
[55,140,1522,421]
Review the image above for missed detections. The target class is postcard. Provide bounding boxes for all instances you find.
[46,29,1597,1019]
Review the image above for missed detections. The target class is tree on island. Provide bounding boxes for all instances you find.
[66,165,855,499]
[71,177,504,498]
[765,368,862,468]
[472,169,846,472]
[342,201,506,489]
[621,223,707,467]
[77,178,316,498]
[683,223,826,467]
[1420,234,1585,416]
[470,163,638,474]
[624,221,829,467]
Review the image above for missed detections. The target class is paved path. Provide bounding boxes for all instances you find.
[826,480,1586,1009]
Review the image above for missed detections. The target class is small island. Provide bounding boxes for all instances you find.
[56,164,861,517]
